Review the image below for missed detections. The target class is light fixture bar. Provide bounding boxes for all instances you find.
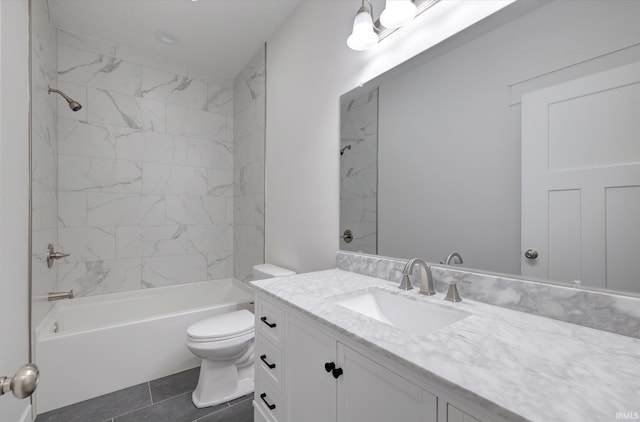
[376,0,440,42]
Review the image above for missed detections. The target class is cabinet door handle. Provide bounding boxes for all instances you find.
[332,367,344,379]
[260,392,276,410]
[260,316,276,328]
[260,354,276,369]
[324,362,335,373]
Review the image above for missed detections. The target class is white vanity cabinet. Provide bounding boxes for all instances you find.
[255,293,439,422]
[284,310,436,422]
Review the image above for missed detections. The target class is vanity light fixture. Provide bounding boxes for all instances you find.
[380,0,417,29]
[347,0,439,52]
[347,0,379,51]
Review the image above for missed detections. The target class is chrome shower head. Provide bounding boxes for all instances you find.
[48,86,82,112]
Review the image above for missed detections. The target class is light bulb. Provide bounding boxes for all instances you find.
[347,8,378,51]
[380,0,416,29]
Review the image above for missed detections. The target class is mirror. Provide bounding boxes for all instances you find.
[340,0,640,295]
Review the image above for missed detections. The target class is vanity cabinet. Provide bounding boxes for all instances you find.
[285,311,436,422]
[447,404,481,422]
[255,293,438,422]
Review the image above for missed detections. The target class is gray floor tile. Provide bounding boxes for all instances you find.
[196,397,253,422]
[36,383,151,422]
[149,367,200,403]
[114,392,227,422]
[227,392,253,407]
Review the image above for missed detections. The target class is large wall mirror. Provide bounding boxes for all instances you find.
[340,0,640,296]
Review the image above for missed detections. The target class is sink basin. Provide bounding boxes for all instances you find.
[335,289,470,336]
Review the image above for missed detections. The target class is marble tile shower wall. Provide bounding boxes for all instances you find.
[233,46,266,282]
[31,0,59,326]
[55,29,235,297]
[339,87,378,254]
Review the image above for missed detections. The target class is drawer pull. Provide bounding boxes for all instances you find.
[260,392,276,410]
[260,354,276,369]
[260,316,277,328]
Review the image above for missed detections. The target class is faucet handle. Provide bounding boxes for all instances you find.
[444,280,470,303]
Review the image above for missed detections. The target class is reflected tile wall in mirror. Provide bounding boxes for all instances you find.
[339,87,378,254]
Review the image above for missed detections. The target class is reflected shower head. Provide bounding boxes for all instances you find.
[48,86,82,112]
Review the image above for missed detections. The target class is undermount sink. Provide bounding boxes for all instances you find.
[335,288,470,336]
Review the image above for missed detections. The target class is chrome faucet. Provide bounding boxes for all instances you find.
[399,259,436,296]
[441,252,463,265]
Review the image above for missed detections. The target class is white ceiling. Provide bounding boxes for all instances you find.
[49,0,301,79]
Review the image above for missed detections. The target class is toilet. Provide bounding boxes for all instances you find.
[186,264,295,408]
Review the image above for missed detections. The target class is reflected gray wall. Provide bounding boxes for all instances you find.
[233,46,266,282]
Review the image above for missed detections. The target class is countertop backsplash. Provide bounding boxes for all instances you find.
[336,251,640,338]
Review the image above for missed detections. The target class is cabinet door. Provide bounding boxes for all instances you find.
[284,314,337,422]
[447,404,481,422]
[337,344,437,422]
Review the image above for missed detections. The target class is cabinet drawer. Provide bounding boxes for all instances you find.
[254,399,275,422]
[255,375,282,422]
[256,335,282,388]
[256,297,284,346]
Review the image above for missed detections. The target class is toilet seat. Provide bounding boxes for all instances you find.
[187,309,254,342]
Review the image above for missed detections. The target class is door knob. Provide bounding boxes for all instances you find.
[0,364,39,399]
[524,249,539,260]
[332,367,343,379]
[324,362,335,372]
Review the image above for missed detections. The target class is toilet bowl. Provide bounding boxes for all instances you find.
[186,309,255,408]
[186,264,295,408]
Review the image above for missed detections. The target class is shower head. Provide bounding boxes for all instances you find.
[48,86,83,112]
[340,145,352,156]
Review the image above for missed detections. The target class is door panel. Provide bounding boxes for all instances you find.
[522,61,640,292]
[0,0,31,421]
[337,344,436,422]
[284,315,336,422]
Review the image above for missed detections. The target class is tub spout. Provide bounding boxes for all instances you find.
[48,290,74,301]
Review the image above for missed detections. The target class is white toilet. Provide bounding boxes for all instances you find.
[186,264,295,408]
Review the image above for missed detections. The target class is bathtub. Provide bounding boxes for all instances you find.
[34,278,254,414]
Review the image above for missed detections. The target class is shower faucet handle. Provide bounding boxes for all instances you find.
[46,243,70,268]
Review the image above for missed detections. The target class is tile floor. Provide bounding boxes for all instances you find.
[35,367,254,422]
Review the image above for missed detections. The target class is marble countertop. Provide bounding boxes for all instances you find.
[251,269,640,422]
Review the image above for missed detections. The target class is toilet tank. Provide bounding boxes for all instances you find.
[252,263,296,280]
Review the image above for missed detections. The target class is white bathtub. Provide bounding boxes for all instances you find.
[34,279,254,414]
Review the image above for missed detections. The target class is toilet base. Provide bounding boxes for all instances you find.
[191,358,255,408]
[192,377,254,408]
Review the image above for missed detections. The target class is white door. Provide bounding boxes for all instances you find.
[522,61,640,292]
[0,0,33,421]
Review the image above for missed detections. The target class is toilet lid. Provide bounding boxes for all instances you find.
[187,309,254,341]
